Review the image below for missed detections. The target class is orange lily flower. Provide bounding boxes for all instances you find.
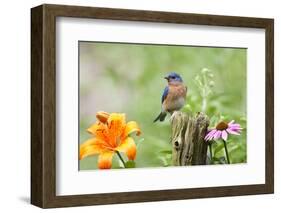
[80,111,141,169]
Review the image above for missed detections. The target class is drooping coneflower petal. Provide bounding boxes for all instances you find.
[214,130,222,139]
[204,129,216,140]
[226,128,241,135]
[228,120,235,125]
[204,120,242,142]
[229,126,243,131]
[229,124,241,128]
[221,130,228,141]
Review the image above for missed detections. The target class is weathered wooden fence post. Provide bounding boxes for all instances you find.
[170,111,209,166]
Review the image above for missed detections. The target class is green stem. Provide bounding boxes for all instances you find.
[116,151,126,168]
[202,97,207,113]
[208,143,213,164]
[223,140,230,164]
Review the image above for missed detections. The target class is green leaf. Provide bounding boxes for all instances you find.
[219,157,227,164]
[211,156,227,164]
[228,144,239,154]
[125,160,136,168]
[136,138,145,147]
[158,156,169,167]
[112,166,124,169]
[183,104,192,112]
[214,143,225,155]
[138,138,145,143]
[159,150,172,155]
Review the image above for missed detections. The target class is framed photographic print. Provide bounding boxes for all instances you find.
[31,4,274,208]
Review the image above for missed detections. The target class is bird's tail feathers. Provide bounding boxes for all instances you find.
[153,112,167,122]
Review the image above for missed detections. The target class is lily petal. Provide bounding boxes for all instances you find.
[87,122,111,146]
[107,113,126,133]
[122,121,141,139]
[80,138,104,160]
[116,137,136,161]
[87,122,99,135]
[96,111,110,123]
[107,113,126,146]
[98,151,114,169]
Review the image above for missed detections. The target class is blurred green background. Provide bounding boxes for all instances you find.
[79,42,247,170]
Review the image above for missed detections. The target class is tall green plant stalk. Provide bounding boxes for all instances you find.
[208,143,213,164]
[223,140,230,164]
[116,151,126,168]
[194,68,214,113]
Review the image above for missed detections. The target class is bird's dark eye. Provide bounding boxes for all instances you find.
[171,76,175,79]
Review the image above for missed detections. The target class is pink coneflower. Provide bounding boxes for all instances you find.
[205,120,242,142]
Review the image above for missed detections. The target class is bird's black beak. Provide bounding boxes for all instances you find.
[164,76,169,80]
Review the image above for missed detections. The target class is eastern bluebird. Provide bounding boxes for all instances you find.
[154,72,187,122]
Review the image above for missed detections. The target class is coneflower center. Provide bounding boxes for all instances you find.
[216,121,228,130]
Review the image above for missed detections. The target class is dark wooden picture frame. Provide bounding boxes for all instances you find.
[31,4,274,208]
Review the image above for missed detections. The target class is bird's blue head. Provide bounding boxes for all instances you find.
[164,72,183,83]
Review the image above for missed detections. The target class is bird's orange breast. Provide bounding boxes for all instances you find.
[163,83,187,112]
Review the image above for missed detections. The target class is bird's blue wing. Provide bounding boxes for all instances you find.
[161,86,169,103]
